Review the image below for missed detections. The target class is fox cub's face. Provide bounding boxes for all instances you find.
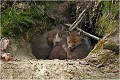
[53,31,69,46]
[67,31,80,50]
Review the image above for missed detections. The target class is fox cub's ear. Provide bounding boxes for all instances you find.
[57,24,63,31]
[67,31,70,35]
[57,32,63,38]
[57,24,65,31]
[58,24,69,31]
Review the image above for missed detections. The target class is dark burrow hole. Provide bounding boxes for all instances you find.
[31,1,102,60]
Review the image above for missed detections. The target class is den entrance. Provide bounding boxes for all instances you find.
[32,1,102,60]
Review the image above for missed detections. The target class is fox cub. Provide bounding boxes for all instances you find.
[48,31,69,60]
[32,25,67,59]
[63,31,91,59]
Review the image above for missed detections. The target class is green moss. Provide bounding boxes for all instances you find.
[1,1,53,42]
[103,40,119,54]
[86,49,112,67]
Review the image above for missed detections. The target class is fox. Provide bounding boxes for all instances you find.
[62,31,92,59]
[48,31,69,60]
[32,25,66,59]
[48,45,67,60]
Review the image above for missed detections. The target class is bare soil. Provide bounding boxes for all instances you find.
[0,38,119,79]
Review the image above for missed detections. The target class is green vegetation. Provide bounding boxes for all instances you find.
[1,1,119,42]
[103,40,119,54]
[1,1,53,42]
[96,1,119,36]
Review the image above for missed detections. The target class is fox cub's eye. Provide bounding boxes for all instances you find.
[68,41,70,43]
[74,41,76,43]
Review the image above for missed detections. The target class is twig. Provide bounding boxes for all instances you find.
[67,1,101,41]
[65,24,101,41]
[69,3,92,32]
[69,9,86,31]
[76,27,101,40]
[90,29,116,52]
[70,14,85,32]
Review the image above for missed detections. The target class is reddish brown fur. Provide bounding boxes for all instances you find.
[67,31,81,50]
[48,46,67,60]
[63,31,91,59]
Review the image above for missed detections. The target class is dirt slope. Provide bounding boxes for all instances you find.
[0,56,119,80]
